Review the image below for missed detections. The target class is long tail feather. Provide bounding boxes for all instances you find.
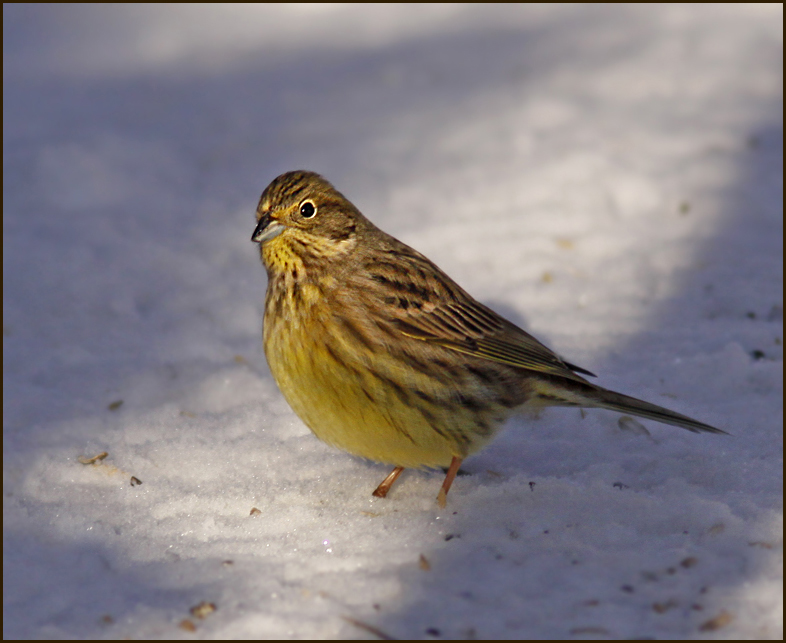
[585,387,727,434]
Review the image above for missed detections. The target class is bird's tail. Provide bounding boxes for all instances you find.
[582,385,727,434]
[531,376,727,434]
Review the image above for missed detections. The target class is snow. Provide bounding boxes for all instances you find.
[3,4,782,639]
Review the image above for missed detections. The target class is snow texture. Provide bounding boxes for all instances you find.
[3,4,782,640]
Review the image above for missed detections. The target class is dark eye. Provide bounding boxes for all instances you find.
[299,200,316,218]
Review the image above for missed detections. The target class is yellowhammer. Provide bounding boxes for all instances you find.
[252,170,725,506]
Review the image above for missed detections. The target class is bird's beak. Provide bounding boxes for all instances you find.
[251,213,285,244]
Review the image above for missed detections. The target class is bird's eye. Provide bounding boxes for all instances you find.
[299,200,316,218]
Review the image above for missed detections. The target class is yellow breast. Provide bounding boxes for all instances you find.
[264,309,467,468]
[260,235,502,469]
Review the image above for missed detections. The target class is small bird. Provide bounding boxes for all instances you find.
[252,170,725,506]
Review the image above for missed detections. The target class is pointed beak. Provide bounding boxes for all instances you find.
[251,213,285,244]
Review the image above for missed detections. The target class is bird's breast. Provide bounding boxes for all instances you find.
[261,287,498,468]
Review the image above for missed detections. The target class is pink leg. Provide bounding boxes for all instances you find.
[372,466,405,498]
[437,456,462,507]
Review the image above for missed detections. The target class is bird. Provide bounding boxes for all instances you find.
[251,170,725,506]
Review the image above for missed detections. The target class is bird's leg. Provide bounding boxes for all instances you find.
[437,456,462,507]
[372,466,405,498]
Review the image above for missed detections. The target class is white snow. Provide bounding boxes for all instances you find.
[3,4,782,639]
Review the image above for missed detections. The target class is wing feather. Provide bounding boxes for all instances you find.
[353,237,595,383]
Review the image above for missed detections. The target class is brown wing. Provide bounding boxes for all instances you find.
[351,236,594,384]
[390,302,595,383]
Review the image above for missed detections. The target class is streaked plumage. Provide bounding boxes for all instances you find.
[252,170,725,505]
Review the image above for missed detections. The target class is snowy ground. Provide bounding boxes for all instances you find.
[3,4,782,640]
